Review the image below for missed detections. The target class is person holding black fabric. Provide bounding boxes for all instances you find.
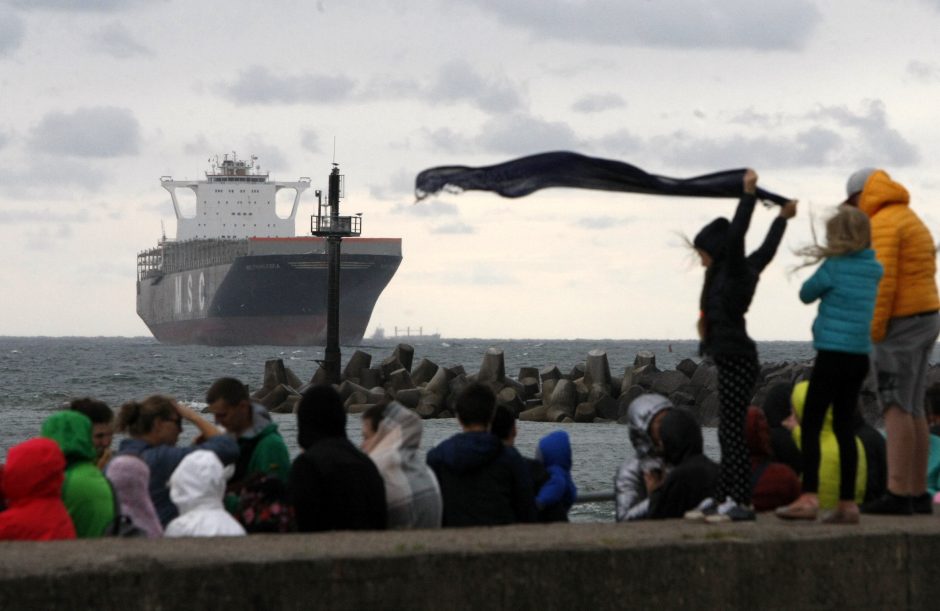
[685,169,797,522]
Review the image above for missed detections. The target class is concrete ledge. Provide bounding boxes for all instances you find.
[2,514,939,610]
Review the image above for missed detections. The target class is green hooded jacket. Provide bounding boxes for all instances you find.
[41,411,115,537]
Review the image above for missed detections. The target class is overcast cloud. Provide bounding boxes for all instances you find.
[90,22,152,58]
[465,0,822,50]
[2,0,940,340]
[28,107,140,157]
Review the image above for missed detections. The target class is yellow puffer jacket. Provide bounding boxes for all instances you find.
[791,381,867,509]
[857,170,940,342]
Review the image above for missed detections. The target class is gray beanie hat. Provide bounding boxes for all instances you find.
[846,167,877,198]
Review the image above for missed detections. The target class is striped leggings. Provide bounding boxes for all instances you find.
[714,354,759,505]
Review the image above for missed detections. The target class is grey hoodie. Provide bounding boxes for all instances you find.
[614,393,673,521]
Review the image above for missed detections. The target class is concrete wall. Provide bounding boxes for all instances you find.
[1,514,938,610]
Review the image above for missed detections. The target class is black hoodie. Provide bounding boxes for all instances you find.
[289,386,387,532]
[648,409,719,519]
[697,193,787,358]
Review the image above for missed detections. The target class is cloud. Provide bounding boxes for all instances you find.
[242,137,286,171]
[0,130,9,149]
[592,100,918,170]
[422,127,472,154]
[370,169,415,200]
[571,93,626,113]
[428,59,524,113]
[465,0,821,51]
[28,106,141,157]
[392,199,459,217]
[300,129,320,153]
[8,0,149,11]
[430,221,476,234]
[474,114,581,155]
[90,22,152,58]
[0,7,25,56]
[0,159,107,193]
[907,60,940,82]
[217,65,356,105]
[182,134,210,155]
[0,207,90,224]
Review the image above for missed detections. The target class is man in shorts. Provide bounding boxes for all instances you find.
[846,168,940,514]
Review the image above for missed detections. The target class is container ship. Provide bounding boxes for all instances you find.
[136,154,402,346]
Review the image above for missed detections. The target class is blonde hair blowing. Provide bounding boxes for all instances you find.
[795,205,871,269]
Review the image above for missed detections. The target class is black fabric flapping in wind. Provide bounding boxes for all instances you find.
[415,151,791,205]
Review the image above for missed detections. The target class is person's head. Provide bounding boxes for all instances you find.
[69,398,114,459]
[844,167,877,207]
[169,450,228,515]
[626,393,673,458]
[361,403,385,451]
[490,404,517,446]
[795,205,871,268]
[693,217,730,267]
[40,411,95,463]
[455,383,497,431]
[760,382,796,430]
[295,384,346,449]
[116,395,182,446]
[658,408,703,466]
[205,377,253,436]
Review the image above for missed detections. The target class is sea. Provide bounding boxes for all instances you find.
[4,336,937,522]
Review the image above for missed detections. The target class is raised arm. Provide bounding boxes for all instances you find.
[749,200,797,272]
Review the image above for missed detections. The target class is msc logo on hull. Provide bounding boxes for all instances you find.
[174,272,206,316]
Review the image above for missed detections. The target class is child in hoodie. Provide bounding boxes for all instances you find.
[614,393,673,521]
[534,430,577,522]
[164,450,245,537]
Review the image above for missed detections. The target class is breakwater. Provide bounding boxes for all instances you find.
[248,345,907,426]
[2,515,939,610]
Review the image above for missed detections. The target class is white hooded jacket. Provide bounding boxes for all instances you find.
[614,393,673,522]
[165,450,245,538]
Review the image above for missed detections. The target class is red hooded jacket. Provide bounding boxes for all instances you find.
[0,438,77,541]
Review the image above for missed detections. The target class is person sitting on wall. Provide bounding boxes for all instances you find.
[533,430,577,523]
[206,377,291,488]
[164,450,246,538]
[289,385,387,532]
[745,406,801,511]
[116,395,239,527]
[759,382,803,477]
[646,408,719,519]
[426,383,536,527]
[0,438,76,541]
[490,404,550,504]
[615,393,673,521]
[41,411,115,537]
[924,383,940,499]
[360,401,442,529]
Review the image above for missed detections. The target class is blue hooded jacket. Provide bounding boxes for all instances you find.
[535,431,577,521]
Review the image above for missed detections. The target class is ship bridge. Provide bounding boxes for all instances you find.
[161,153,310,241]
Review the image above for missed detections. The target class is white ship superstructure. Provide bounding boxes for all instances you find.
[161,154,310,241]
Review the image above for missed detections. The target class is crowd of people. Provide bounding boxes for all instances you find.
[1,165,938,539]
[0,377,577,540]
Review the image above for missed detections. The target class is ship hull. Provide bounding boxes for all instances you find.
[137,238,401,346]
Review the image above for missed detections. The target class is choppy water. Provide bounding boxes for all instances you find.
[3,335,929,522]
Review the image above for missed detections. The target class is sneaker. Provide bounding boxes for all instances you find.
[912,493,933,515]
[705,497,756,523]
[684,497,718,521]
[860,492,914,515]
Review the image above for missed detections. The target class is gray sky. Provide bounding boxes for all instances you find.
[1,0,939,340]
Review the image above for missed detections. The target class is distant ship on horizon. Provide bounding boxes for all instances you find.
[136,154,401,346]
[371,325,441,341]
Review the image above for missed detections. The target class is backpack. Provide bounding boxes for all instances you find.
[229,473,296,533]
[106,480,148,538]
